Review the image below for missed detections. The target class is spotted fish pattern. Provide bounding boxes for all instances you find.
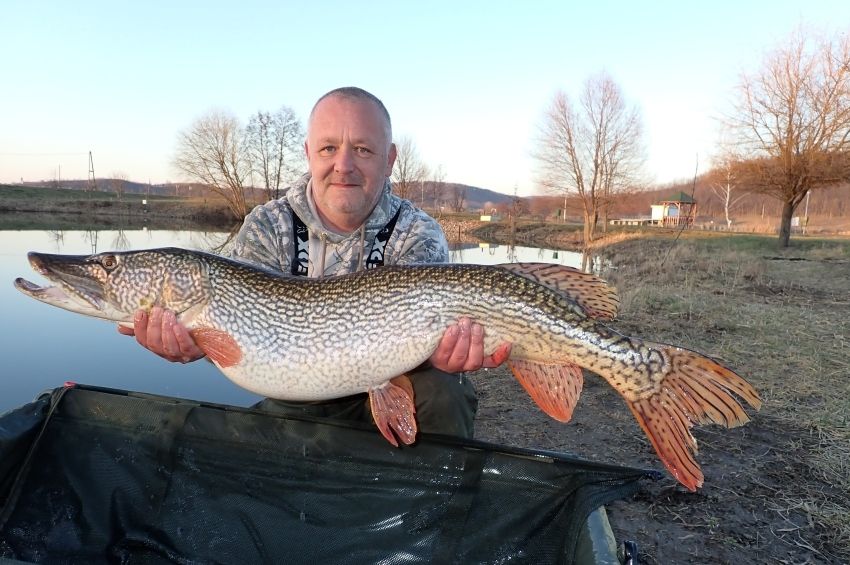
[15,248,761,491]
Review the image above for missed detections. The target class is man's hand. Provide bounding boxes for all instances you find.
[429,317,512,373]
[117,306,205,363]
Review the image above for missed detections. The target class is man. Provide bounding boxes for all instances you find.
[120,87,510,438]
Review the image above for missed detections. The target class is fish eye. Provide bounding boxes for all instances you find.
[101,254,118,271]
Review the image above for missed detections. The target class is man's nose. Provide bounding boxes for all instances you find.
[333,145,355,173]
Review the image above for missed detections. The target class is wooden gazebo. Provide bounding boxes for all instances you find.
[651,191,697,227]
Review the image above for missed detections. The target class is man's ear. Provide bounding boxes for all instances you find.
[304,141,310,160]
[385,143,397,176]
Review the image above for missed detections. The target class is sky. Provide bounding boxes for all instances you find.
[1,1,848,197]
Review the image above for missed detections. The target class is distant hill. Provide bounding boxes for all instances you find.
[422,182,513,212]
[21,179,190,197]
[20,178,516,211]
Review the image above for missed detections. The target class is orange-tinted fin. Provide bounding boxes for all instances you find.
[369,375,417,447]
[507,359,584,422]
[390,374,415,401]
[497,262,619,320]
[189,328,242,368]
[624,345,762,491]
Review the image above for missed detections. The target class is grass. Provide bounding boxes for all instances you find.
[0,184,173,203]
[0,184,235,230]
[599,233,850,559]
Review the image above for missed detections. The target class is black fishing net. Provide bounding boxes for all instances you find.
[0,385,654,564]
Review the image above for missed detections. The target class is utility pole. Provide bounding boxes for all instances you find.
[87,151,97,193]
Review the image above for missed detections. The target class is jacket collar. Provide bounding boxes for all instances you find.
[286,173,398,244]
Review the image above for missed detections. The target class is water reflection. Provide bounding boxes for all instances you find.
[47,230,64,250]
[1,228,599,415]
[112,229,131,250]
[447,241,606,274]
[0,228,253,415]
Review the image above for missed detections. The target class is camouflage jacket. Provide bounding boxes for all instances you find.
[230,173,449,277]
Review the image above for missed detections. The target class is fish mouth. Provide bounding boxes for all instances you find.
[15,252,108,315]
[14,277,72,301]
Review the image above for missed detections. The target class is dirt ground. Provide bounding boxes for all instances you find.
[468,235,850,564]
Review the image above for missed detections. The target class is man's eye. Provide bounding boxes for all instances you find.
[355,147,373,156]
[319,146,336,155]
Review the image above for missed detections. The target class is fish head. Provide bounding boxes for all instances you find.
[14,248,211,323]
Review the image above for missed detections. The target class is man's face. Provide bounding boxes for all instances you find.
[305,96,396,233]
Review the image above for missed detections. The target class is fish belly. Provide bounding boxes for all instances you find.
[216,321,447,401]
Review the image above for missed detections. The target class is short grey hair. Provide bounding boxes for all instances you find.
[309,86,393,143]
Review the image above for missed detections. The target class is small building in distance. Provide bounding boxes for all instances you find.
[650,191,696,227]
[609,191,697,227]
[608,215,653,226]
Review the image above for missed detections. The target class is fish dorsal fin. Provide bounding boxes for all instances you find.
[507,359,584,423]
[368,375,417,447]
[189,328,242,368]
[497,263,619,320]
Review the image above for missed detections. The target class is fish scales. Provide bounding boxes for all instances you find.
[192,259,578,400]
[16,247,761,491]
[204,258,671,404]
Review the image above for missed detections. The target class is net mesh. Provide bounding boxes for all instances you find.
[0,386,652,564]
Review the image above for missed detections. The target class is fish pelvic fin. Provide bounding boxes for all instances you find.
[369,375,417,447]
[189,328,242,368]
[625,345,762,492]
[507,359,584,423]
[497,263,619,320]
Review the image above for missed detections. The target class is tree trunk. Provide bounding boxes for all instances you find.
[583,210,594,245]
[778,199,794,247]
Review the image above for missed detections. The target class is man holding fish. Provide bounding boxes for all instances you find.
[118,86,512,438]
[18,89,760,490]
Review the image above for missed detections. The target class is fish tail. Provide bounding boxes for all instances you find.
[623,345,761,491]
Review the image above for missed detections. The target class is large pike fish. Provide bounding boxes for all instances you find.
[14,247,761,491]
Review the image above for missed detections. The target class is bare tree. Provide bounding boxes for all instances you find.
[426,164,446,211]
[174,110,251,219]
[535,72,644,244]
[110,171,128,201]
[509,185,528,218]
[391,136,429,201]
[708,152,748,228]
[245,106,305,201]
[724,27,850,247]
[599,106,645,231]
[445,183,467,213]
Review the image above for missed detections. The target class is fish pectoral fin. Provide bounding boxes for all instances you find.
[189,328,242,368]
[368,375,417,447]
[497,263,619,320]
[624,345,762,492]
[507,359,584,423]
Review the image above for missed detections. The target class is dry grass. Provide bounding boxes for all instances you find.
[598,233,850,560]
[464,221,850,560]
[585,230,647,249]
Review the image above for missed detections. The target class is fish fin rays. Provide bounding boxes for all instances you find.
[496,263,619,320]
[627,396,705,491]
[369,375,417,447]
[507,359,584,423]
[189,328,242,368]
[622,345,762,492]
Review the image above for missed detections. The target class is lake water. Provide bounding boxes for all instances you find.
[0,228,583,414]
